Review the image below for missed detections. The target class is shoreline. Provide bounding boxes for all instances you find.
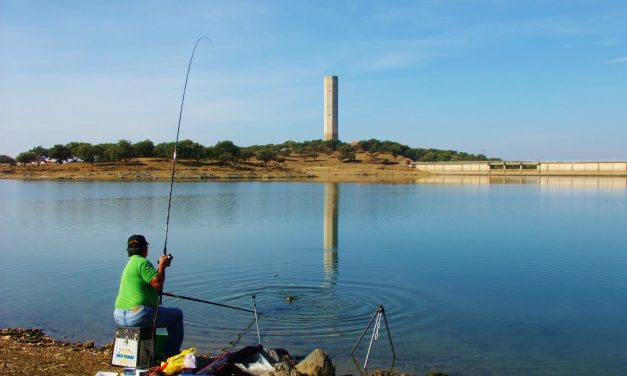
[0,154,430,183]
[0,328,118,375]
[0,327,434,376]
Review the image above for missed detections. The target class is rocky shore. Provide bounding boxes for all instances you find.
[0,328,117,375]
[0,328,447,376]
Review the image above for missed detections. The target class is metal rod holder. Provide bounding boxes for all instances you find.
[350,305,396,371]
[252,294,261,345]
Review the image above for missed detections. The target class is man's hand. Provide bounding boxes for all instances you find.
[158,255,171,268]
[151,256,170,291]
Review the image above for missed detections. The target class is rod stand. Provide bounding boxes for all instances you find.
[252,294,261,345]
[350,305,396,371]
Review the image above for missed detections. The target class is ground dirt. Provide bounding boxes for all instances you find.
[0,152,425,182]
[0,328,117,375]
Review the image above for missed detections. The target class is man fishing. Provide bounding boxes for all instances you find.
[113,234,184,358]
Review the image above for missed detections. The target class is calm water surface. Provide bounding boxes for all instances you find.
[0,178,626,375]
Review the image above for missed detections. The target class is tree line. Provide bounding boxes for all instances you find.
[5,138,499,166]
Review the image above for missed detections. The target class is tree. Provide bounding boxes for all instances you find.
[103,145,122,164]
[338,145,356,162]
[134,140,154,157]
[281,140,298,155]
[48,144,72,163]
[176,139,195,159]
[75,144,96,165]
[386,144,403,158]
[278,148,291,159]
[93,143,113,162]
[358,139,382,153]
[323,139,341,152]
[367,151,379,164]
[167,139,205,163]
[16,151,36,165]
[292,143,305,156]
[190,143,205,164]
[29,146,48,165]
[65,142,86,161]
[255,148,276,166]
[0,155,15,164]
[420,152,437,162]
[240,148,254,162]
[308,150,320,161]
[435,151,452,161]
[204,146,216,160]
[214,141,241,160]
[154,142,175,159]
[218,152,234,165]
[117,140,134,163]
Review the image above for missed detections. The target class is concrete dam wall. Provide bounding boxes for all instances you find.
[411,161,627,176]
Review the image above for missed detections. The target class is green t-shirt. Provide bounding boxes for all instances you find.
[115,255,159,309]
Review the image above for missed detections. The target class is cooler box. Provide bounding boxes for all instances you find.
[111,327,155,368]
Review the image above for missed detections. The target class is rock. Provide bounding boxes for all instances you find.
[366,371,418,376]
[263,361,303,376]
[295,349,335,376]
[265,348,292,364]
[83,340,95,349]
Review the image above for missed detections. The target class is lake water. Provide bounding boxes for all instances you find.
[0,177,626,375]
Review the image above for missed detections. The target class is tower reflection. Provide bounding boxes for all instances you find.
[323,182,339,286]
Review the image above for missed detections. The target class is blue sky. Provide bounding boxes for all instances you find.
[1,0,626,160]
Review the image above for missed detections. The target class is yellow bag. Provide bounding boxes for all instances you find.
[160,347,196,375]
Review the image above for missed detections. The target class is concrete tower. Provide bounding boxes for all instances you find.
[323,75,338,141]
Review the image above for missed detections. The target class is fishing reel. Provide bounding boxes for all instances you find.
[159,253,174,265]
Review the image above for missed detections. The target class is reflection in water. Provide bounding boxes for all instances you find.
[323,183,339,286]
[415,175,627,189]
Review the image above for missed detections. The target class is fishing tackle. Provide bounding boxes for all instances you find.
[351,305,396,371]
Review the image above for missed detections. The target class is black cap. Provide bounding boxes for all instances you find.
[127,235,149,251]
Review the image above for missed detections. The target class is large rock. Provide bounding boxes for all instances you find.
[295,349,335,376]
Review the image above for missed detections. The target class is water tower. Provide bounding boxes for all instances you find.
[323,75,338,141]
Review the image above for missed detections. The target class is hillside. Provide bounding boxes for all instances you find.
[1,152,426,182]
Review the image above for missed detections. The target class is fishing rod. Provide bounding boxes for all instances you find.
[157,36,209,309]
[163,36,210,260]
[163,292,260,315]
[156,38,263,320]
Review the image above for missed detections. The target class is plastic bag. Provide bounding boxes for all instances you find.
[184,352,197,369]
[157,347,196,375]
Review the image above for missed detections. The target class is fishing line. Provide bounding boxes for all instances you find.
[223,317,257,352]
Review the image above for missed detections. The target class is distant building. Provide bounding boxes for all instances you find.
[323,75,338,141]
